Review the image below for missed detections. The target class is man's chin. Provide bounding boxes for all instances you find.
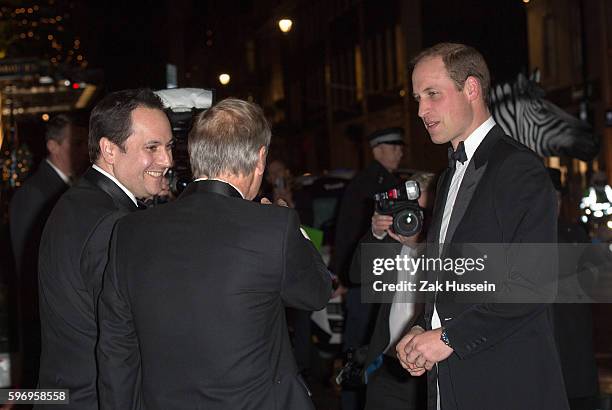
[141,185,163,200]
[147,190,163,199]
[429,133,449,145]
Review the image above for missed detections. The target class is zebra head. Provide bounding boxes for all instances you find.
[490,72,598,161]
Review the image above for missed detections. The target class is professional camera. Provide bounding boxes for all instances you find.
[374,180,423,237]
[155,88,214,195]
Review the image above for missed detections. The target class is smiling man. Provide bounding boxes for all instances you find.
[96,98,331,410]
[36,89,173,410]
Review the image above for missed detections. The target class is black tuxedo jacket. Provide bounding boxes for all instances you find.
[421,125,568,410]
[10,160,69,304]
[97,180,332,410]
[9,160,69,388]
[36,167,139,410]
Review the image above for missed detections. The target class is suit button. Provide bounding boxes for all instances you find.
[276,380,281,384]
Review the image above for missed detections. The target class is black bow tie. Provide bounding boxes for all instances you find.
[448,141,468,169]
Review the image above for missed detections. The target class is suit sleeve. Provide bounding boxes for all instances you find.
[444,151,557,359]
[281,210,332,310]
[81,210,130,306]
[97,222,142,410]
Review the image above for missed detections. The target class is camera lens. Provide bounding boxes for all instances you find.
[393,208,422,237]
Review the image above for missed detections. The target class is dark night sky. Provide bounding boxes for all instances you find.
[422,0,529,84]
[71,0,529,92]
[74,0,169,92]
[9,0,530,166]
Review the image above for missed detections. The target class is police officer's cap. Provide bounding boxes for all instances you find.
[368,127,405,148]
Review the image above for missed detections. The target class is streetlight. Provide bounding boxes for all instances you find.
[278,19,293,33]
[219,73,230,85]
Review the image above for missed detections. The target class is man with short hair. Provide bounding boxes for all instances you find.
[97,98,332,409]
[10,115,87,278]
[37,89,173,409]
[396,43,568,409]
[10,114,88,388]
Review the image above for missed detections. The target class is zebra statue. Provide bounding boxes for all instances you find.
[490,71,598,161]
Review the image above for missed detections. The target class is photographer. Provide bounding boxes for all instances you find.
[349,172,435,410]
[334,127,404,410]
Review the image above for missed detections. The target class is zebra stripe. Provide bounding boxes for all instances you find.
[490,74,596,160]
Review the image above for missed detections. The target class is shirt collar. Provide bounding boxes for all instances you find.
[462,116,496,163]
[92,164,138,206]
[46,159,70,185]
[193,177,245,199]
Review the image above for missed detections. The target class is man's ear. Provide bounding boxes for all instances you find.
[464,76,481,102]
[46,139,59,155]
[255,146,267,176]
[99,137,118,165]
[372,145,382,162]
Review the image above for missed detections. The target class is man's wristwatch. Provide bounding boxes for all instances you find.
[440,328,452,348]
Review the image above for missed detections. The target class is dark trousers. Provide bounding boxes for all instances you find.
[341,287,377,410]
[365,356,426,410]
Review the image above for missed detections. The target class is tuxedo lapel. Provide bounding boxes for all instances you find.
[424,168,453,323]
[82,167,138,212]
[427,167,453,246]
[443,160,487,245]
[441,125,503,245]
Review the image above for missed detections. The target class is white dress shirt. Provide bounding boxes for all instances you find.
[433,116,495,409]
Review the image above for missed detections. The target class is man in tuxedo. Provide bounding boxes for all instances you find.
[97,98,332,410]
[9,114,87,388]
[396,43,568,409]
[36,89,173,409]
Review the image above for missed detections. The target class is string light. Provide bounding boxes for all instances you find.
[0,3,88,70]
